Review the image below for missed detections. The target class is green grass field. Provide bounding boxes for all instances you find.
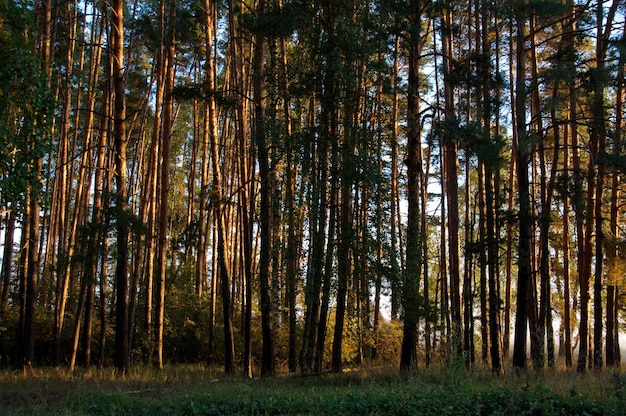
[0,365,623,415]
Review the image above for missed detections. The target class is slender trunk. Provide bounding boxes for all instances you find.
[277,15,298,372]
[210,38,234,372]
[478,162,489,365]
[400,0,422,372]
[299,62,328,375]
[561,0,576,369]
[540,77,564,369]
[441,6,462,353]
[332,200,351,373]
[314,181,337,373]
[487,166,502,373]
[112,0,129,372]
[512,5,532,370]
[1,211,16,310]
[77,10,105,367]
[527,16,544,370]
[606,19,626,367]
[591,0,617,369]
[20,160,42,369]
[390,36,401,320]
[252,0,275,377]
[420,132,431,365]
[373,129,383,360]
[562,181,572,367]
[463,154,474,367]
[96,42,112,367]
[154,0,176,370]
[332,131,353,374]
[202,0,217,366]
[227,0,253,378]
[503,19,516,357]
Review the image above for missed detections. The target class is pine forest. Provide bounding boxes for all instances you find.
[1,0,626,377]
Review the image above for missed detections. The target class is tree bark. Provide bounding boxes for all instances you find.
[606,18,626,367]
[591,0,618,369]
[111,0,130,373]
[1,210,16,311]
[154,0,177,370]
[512,4,532,370]
[400,0,423,372]
[441,4,462,353]
[252,0,276,377]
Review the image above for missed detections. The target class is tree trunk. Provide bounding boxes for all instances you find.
[463,153,474,367]
[390,36,402,321]
[606,18,626,367]
[299,38,329,375]
[111,0,129,373]
[252,0,276,377]
[400,0,423,372]
[441,5,462,354]
[279,25,299,373]
[202,0,217,368]
[154,0,177,370]
[314,182,337,373]
[591,0,618,369]
[1,210,16,310]
[476,1,502,374]
[332,131,353,374]
[512,5,532,370]
[209,35,234,371]
[478,162,489,365]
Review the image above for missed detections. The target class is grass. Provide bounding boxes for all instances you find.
[0,365,623,415]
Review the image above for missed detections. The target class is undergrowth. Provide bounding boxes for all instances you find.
[0,365,623,415]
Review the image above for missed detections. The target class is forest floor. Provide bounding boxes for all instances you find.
[0,364,624,415]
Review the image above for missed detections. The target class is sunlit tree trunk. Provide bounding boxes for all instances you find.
[69,11,105,370]
[154,0,176,370]
[201,0,217,366]
[111,0,130,373]
[79,9,106,368]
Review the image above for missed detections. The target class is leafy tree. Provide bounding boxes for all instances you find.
[0,0,52,369]
[0,0,51,215]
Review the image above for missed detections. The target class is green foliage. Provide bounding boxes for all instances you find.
[0,367,623,415]
[241,1,305,38]
[161,269,213,363]
[0,0,53,214]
